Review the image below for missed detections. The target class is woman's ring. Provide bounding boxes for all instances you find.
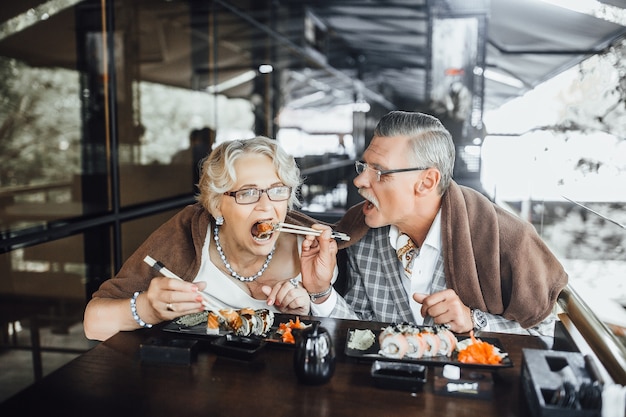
[289,278,299,288]
[166,303,174,312]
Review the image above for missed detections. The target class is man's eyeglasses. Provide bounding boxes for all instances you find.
[224,186,292,205]
[354,161,429,182]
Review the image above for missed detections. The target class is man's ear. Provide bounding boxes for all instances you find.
[415,168,440,194]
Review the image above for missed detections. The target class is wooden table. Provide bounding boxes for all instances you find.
[0,315,548,417]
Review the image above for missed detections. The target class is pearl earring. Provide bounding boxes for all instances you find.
[215,216,224,226]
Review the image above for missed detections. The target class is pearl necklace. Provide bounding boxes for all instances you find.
[213,226,275,282]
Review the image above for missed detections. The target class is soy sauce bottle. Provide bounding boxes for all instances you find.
[293,322,336,385]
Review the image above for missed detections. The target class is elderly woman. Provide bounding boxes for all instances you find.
[84,136,339,341]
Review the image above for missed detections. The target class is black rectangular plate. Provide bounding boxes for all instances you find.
[345,328,513,370]
[162,316,317,348]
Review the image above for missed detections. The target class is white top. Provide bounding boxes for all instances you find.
[193,225,295,312]
[193,226,337,313]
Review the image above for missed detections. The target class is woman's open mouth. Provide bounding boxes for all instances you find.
[252,220,275,241]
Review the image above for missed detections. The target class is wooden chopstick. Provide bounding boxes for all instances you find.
[276,223,350,241]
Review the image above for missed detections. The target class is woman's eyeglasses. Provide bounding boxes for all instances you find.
[355,161,429,182]
[224,186,292,205]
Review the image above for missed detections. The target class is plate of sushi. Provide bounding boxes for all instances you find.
[162,309,314,347]
[345,323,512,369]
[163,308,274,338]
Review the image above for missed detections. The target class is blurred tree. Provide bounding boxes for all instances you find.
[544,38,626,138]
[0,57,81,188]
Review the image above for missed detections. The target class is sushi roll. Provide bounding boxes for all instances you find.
[378,325,409,359]
[255,309,274,335]
[435,325,458,357]
[240,310,264,336]
[234,313,252,336]
[219,309,243,333]
[206,311,221,335]
[419,327,441,357]
[404,329,427,359]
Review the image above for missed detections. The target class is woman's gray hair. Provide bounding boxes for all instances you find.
[374,111,455,194]
[196,136,302,216]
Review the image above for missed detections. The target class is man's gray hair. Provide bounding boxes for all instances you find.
[374,111,455,194]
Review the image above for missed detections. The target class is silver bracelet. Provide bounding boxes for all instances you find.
[309,286,332,301]
[130,291,153,328]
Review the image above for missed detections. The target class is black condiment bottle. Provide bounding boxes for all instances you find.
[293,321,336,385]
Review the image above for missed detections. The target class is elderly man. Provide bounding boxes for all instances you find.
[313,110,567,337]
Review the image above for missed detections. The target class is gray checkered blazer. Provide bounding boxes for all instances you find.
[330,225,556,336]
[330,225,441,325]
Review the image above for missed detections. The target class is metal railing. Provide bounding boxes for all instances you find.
[558,283,626,385]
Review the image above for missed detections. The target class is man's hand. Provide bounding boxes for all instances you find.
[413,289,473,333]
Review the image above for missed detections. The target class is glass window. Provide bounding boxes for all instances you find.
[114,1,255,207]
[121,209,180,261]
[0,57,85,233]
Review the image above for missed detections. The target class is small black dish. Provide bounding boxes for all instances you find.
[210,334,266,361]
[140,337,198,365]
[371,360,427,392]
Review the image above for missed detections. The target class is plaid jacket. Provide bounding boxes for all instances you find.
[329,225,556,337]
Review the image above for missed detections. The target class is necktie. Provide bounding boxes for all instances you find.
[396,233,418,278]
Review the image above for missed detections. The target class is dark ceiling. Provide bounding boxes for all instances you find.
[1,0,625,132]
[263,0,626,116]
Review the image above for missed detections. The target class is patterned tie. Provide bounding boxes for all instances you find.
[396,233,418,278]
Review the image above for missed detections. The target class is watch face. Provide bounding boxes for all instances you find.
[473,309,487,329]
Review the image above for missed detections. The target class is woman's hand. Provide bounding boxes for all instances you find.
[299,224,338,301]
[261,279,310,315]
[143,277,207,322]
[85,277,207,341]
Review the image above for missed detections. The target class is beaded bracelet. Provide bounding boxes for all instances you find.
[130,291,153,328]
[308,286,333,302]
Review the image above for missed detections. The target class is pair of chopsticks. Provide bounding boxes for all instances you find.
[275,222,350,241]
[143,255,224,314]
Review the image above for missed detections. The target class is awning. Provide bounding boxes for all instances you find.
[1,0,624,116]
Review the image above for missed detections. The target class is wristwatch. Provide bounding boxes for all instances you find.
[470,308,488,331]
